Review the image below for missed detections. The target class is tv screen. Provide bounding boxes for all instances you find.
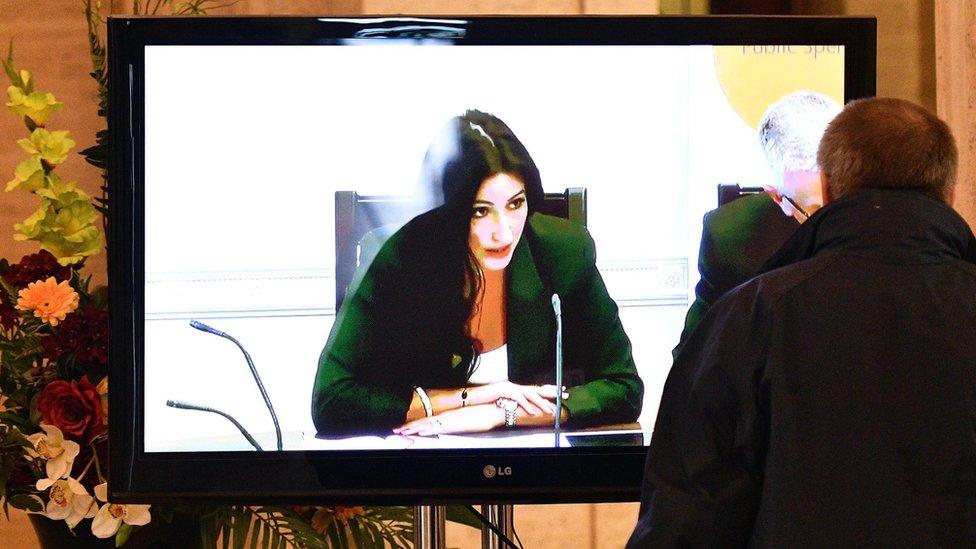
[109,15,876,503]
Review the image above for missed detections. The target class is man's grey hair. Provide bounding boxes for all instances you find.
[758,91,842,177]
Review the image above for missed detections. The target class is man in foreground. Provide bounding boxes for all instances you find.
[629,97,976,547]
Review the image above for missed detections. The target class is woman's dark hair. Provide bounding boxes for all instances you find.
[414,110,543,379]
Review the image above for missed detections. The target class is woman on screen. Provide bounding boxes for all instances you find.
[311,110,642,436]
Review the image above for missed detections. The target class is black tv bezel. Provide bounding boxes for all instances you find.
[108,15,876,504]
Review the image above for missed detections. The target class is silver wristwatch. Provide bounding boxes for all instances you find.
[495,398,518,428]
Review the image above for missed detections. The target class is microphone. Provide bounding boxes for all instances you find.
[189,320,283,451]
[551,294,563,448]
[166,399,263,451]
[189,319,228,338]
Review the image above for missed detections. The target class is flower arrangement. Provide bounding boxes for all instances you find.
[0,44,146,540]
[0,46,423,549]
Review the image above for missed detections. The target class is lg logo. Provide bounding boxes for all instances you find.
[483,465,512,478]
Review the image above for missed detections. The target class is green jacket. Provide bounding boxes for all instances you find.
[673,193,797,358]
[312,212,643,435]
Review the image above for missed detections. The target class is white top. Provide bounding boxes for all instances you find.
[466,344,509,385]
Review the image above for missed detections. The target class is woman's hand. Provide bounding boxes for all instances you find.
[393,404,504,436]
[467,382,568,416]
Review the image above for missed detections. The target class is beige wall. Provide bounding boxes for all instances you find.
[843,0,935,110]
[936,1,976,229]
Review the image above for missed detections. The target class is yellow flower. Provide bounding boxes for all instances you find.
[6,155,45,192]
[33,172,77,201]
[6,82,63,127]
[13,193,104,266]
[16,277,79,326]
[18,128,75,166]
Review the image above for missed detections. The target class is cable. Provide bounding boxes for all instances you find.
[464,505,523,549]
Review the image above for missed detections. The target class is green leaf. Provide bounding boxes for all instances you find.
[447,504,484,529]
[3,39,21,87]
[347,518,364,546]
[8,493,42,512]
[326,525,345,549]
[115,523,133,547]
[0,412,33,431]
[365,520,385,548]
[249,516,260,549]
[198,512,215,549]
[261,520,270,549]
[220,517,231,549]
[231,506,250,549]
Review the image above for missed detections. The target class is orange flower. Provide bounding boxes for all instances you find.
[310,508,333,534]
[334,506,365,525]
[16,277,79,326]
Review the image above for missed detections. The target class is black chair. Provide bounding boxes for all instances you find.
[334,188,587,310]
[717,183,764,207]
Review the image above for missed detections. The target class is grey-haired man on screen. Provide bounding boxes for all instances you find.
[674,91,841,356]
[630,98,976,547]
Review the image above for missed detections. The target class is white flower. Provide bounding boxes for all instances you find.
[36,477,97,528]
[25,424,80,482]
[91,482,151,538]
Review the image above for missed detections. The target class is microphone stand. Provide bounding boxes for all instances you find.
[480,296,564,548]
[413,505,446,549]
[552,294,563,448]
[188,320,283,451]
[479,504,515,549]
[165,400,263,451]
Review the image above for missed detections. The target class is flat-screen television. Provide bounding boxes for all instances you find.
[108,15,876,503]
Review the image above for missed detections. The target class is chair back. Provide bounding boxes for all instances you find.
[334,188,587,310]
[717,183,764,206]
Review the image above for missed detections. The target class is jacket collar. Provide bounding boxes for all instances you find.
[505,221,553,378]
[763,188,976,272]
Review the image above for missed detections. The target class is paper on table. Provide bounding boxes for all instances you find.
[299,432,571,450]
[299,434,413,450]
[414,433,572,449]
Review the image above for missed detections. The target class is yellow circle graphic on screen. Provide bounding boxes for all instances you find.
[714,45,845,130]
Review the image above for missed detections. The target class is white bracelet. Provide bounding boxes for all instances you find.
[415,386,433,417]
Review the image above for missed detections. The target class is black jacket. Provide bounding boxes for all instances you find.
[629,189,976,547]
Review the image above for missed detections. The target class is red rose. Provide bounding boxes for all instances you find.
[37,376,106,442]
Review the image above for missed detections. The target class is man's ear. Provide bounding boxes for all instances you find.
[820,171,832,204]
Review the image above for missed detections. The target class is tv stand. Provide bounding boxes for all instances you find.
[414,505,446,548]
[413,504,514,549]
